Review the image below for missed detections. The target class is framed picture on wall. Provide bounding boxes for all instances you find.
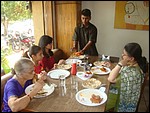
[114,1,149,30]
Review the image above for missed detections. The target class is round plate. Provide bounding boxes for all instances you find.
[47,69,70,79]
[76,89,107,106]
[93,61,111,67]
[93,61,105,66]
[70,55,85,59]
[65,59,82,65]
[25,84,54,98]
[82,78,101,89]
[91,66,111,75]
[57,64,72,70]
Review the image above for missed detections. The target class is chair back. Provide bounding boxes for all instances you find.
[136,63,149,111]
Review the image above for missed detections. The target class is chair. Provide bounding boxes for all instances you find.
[136,63,149,112]
[110,56,120,63]
[1,72,13,111]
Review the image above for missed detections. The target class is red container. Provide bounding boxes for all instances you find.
[71,61,77,75]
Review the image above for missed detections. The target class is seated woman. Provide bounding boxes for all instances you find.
[106,42,148,112]
[2,58,46,112]
[23,45,44,74]
[38,35,65,72]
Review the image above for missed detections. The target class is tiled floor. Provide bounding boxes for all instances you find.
[138,79,149,112]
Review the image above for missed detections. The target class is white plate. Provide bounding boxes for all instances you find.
[25,84,54,98]
[57,64,72,70]
[93,61,111,67]
[91,66,111,75]
[47,69,70,79]
[82,78,101,89]
[70,55,85,59]
[76,89,107,106]
[76,71,93,80]
[65,59,82,65]
[93,61,105,66]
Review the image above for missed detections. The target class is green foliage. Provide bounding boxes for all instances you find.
[1,1,32,21]
[1,46,13,74]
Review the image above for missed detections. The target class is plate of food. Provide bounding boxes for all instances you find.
[93,61,111,67]
[91,66,111,75]
[70,52,85,59]
[76,71,93,80]
[82,78,101,89]
[75,89,107,106]
[25,83,54,98]
[47,69,70,79]
[56,64,72,70]
[65,59,82,65]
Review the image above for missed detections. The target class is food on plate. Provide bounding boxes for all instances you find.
[100,67,107,72]
[30,85,48,96]
[57,64,71,70]
[93,61,111,67]
[90,94,103,103]
[84,71,92,77]
[93,61,105,66]
[37,90,48,95]
[82,78,101,89]
[86,71,92,74]
[70,52,85,59]
[74,52,81,56]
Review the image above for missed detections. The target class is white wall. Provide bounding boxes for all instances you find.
[82,1,149,62]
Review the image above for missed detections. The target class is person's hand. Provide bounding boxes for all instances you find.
[79,50,84,55]
[38,71,47,81]
[53,63,58,69]
[119,59,129,66]
[70,47,77,53]
[31,79,45,94]
[58,59,65,65]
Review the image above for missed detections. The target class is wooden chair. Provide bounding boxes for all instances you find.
[136,63,149,112]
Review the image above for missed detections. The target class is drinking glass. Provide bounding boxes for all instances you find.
[59,75,66,96]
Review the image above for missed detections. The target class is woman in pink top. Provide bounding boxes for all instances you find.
[38,35,64,72]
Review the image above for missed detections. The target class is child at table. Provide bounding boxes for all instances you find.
[2,58,45,112]
[106,42,148,112]
[38,35,65,72]
[22,45,47,82]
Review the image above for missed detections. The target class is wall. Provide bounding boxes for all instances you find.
[82,1,149,62]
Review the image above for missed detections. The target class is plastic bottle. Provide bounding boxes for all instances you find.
[71,59,77,75]
[70,60,78,91]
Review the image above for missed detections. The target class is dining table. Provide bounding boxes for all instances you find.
[22,56,116,112]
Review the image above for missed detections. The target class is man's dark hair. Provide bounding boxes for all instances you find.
[81,9,91,17]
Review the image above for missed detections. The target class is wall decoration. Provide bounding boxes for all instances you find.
[114,1,149,30]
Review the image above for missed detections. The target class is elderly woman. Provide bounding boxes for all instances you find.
[2,58,45,112]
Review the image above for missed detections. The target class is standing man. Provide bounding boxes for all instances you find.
[72,9,98,56]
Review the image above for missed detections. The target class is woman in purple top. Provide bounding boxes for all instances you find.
[2,58,46,112]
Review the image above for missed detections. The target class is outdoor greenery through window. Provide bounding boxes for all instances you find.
[1,1,35,75]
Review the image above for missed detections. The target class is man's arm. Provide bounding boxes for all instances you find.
[71,40,78,52]
[79,41,92,54]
